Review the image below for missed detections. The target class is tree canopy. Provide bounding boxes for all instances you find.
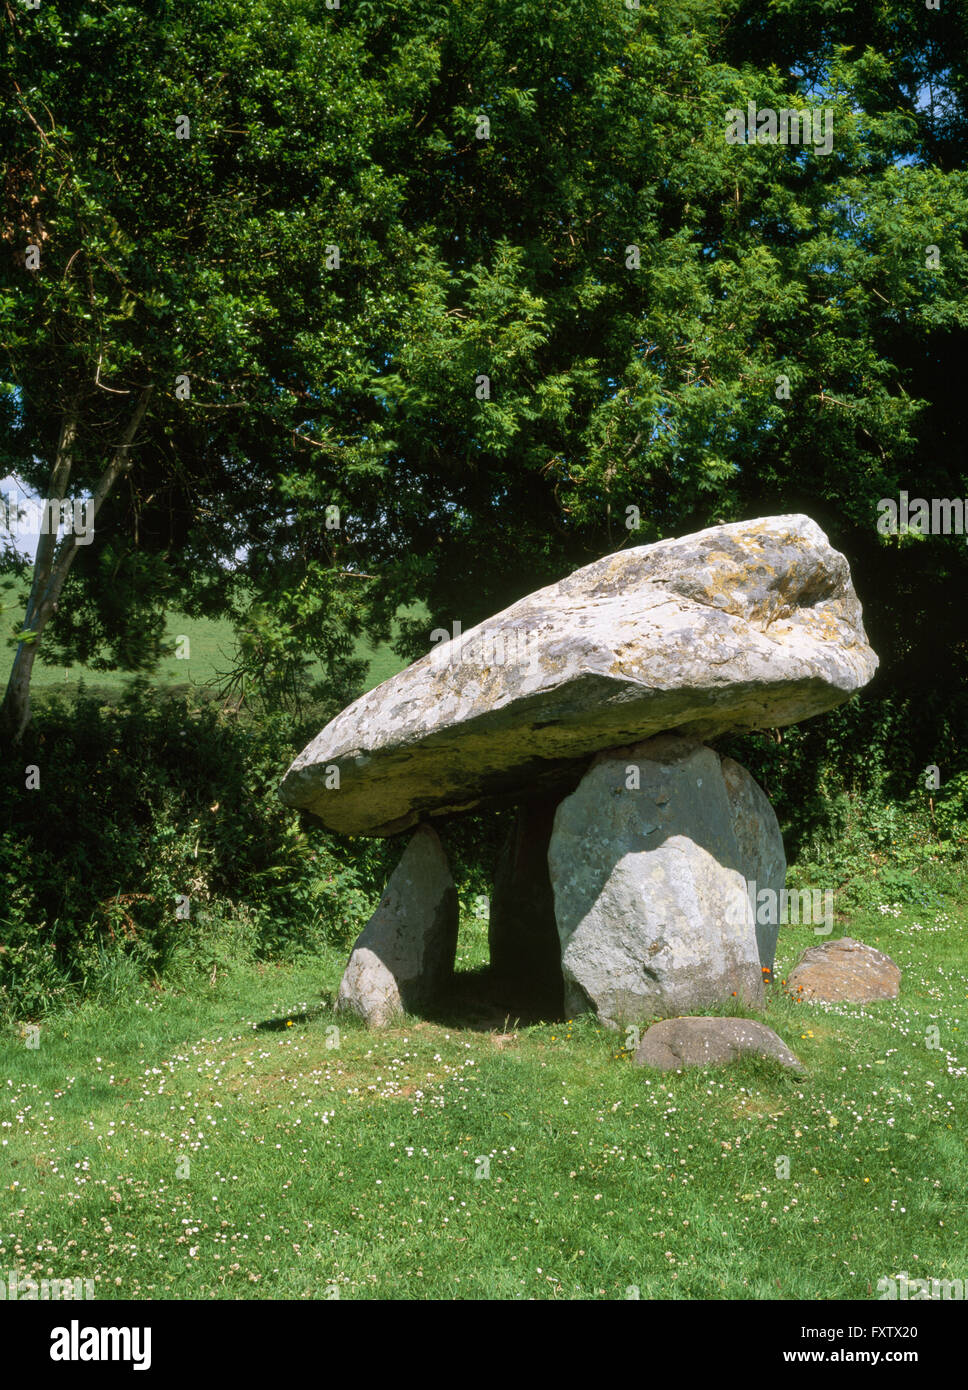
[2,0,966,741]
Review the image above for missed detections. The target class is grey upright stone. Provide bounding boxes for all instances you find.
[548,736,764,1027]
[336,825,458,1027]
[721,756,786,973]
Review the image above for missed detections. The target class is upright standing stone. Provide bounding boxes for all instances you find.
[488,796,565,1014]
[336,825,458,1027]
[549,736,764,1027]
[721,756,786,973]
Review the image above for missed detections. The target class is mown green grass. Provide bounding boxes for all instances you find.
[7,605,422,703]
[2,897,966,1300]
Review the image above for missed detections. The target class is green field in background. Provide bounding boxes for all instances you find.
[2,604,426,702]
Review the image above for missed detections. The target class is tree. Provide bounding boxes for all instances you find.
[338,0,968,694]
[4,0,966,761]
[1,0,423,737]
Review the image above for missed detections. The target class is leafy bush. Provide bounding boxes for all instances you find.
[0,681,397,1019]
[720,693,968,912]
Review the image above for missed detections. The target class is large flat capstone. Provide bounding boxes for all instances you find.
[280,515,877,836]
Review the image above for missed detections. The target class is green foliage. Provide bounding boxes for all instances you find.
[0,685,399,1019]
[934,770,968,838]
[0,680,514,1020]
[720,693,968,913]
[5,0,967,743]
[1,0,429,714]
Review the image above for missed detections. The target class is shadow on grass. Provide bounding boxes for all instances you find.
[253,968,567,1034]
[255,1002,332,1031]
[424,965,566,1031]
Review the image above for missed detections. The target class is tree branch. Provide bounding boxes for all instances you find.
[39,386,154,622]
[24,398,80,630]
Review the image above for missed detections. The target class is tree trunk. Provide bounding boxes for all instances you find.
[1,636,43,744]
[1,387,153,743]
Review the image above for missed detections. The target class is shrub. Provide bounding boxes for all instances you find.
[0,681,395,1019]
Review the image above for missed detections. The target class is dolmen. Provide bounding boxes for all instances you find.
[279,515,878,1027]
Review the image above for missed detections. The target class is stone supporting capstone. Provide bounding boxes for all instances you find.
[335,825,458,1027]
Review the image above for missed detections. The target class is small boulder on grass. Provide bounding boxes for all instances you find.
[633,1017,804,1073]
[787,937,900,1003]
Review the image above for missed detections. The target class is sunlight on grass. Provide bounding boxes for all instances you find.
[2,898,966,1300]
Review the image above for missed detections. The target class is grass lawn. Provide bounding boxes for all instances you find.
[2,896,965,1300]
[6,605,422,704]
